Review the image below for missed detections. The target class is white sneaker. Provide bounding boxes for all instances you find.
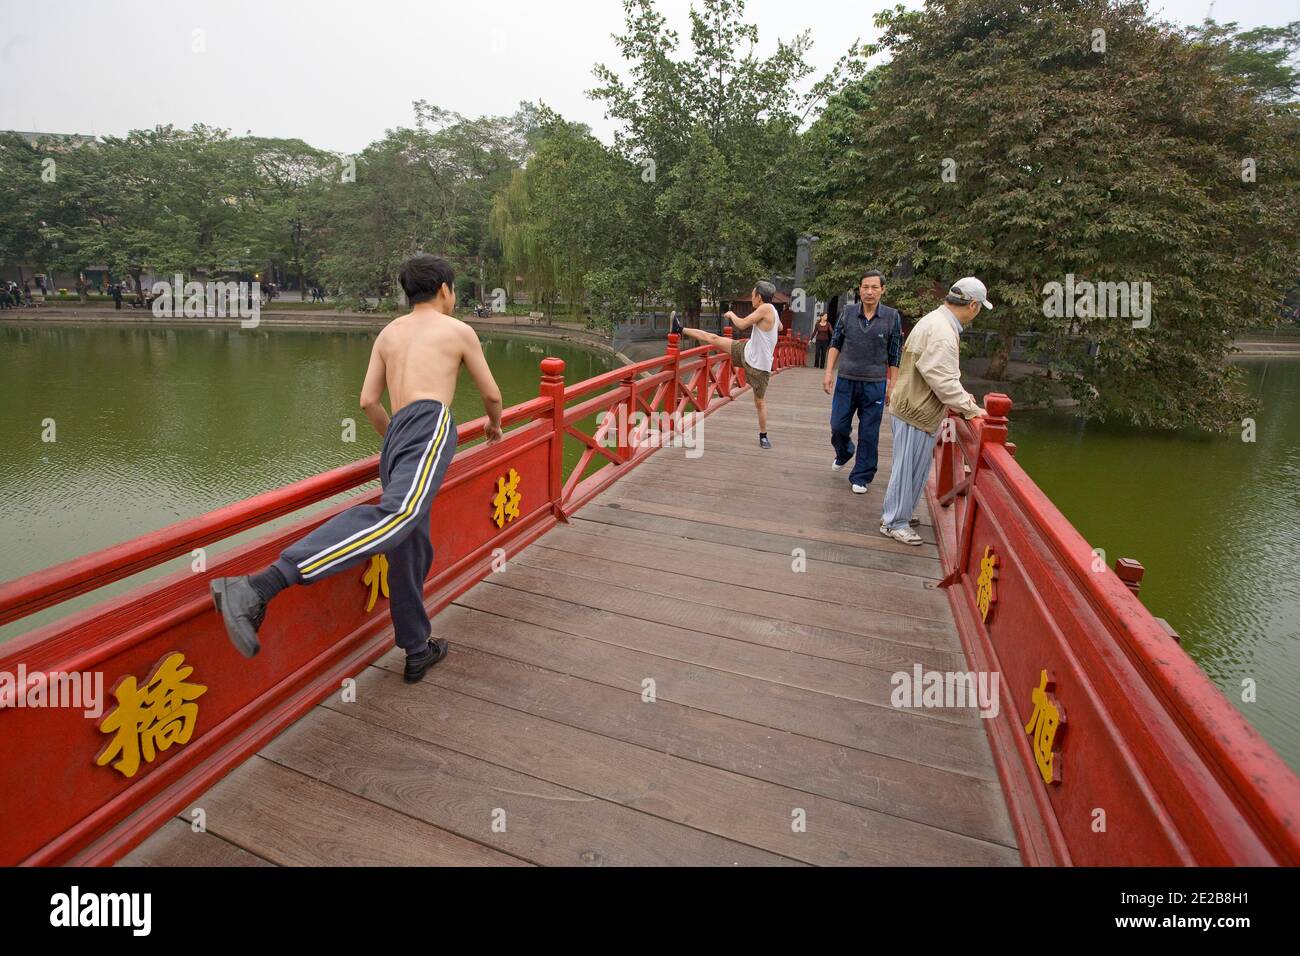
[831,459,845,471]
[852,484,868,494]
[880,524,923,546]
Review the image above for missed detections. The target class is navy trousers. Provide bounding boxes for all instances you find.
[830,377,886,486]
[274,400,456,653]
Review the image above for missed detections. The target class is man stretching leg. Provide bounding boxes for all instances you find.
[210,254,504,682]
[679,280,782,448]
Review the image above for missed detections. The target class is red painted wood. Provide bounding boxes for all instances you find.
[928,394,1300,866]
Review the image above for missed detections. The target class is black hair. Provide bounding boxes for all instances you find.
[859,270,885,287]
[399,254,455,305]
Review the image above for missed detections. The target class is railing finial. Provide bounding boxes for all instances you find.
[981,392,1012,445]
[540,357,565,382]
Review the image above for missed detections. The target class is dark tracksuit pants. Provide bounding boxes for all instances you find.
[273,400,456,654]
[830,377,887,486]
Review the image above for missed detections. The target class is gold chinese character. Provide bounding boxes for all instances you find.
[492,467,522,528]
[1024,669,1065,786]
[96,653,207,779]
[363,553,389,612]
[976,545,998,622]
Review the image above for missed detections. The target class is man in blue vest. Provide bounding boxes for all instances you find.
[821,270,902,493]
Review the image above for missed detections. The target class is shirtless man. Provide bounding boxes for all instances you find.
[678,280,782,448]
[210,254,504,682]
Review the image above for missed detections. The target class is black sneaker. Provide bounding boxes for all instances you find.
[210,576,266,658]
[404,638,449,683]
[758,435,773,450]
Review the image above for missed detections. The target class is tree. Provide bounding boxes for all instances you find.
[813,0,1300,430]
[0,133,61,288]
[1187,18,1300,105]
[589,0,860,315]
[489,166,560,315]
[525,115,655,326]
[312,102,537,306]
[236,137,337,295]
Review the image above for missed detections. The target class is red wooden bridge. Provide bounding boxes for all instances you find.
[1,329,1297,866]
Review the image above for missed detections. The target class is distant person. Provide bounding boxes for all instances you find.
[678,280,783,449]
[878,277,991,545]
[112,281,123,310]
[812,312,833,368]
[36,276,46,295]
[23,280,33,306]
[823,271,902,494]
[210,254,505,683]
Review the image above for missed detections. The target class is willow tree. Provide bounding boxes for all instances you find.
[522,117,653,327]
[488,166,560,316]
[813,0,1300,430]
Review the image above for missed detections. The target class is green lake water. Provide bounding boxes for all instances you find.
[1010,357,1300,774]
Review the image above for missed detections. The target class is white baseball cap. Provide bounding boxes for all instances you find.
[949,277,994,310]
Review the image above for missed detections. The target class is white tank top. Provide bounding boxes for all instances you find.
[744,305,780,372]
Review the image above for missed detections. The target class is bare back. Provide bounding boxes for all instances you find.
[375,310,472,412]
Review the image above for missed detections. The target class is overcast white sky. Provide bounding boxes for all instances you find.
[0,0,1293,152]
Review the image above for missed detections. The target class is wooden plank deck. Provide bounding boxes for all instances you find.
[121,366,1018,867]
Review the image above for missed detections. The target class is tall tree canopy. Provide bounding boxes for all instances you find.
[587,0,859,316]
[811,0,1300,430]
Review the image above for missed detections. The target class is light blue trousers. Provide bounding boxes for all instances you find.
[880,415,939,530]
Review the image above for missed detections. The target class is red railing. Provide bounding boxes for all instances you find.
[928,394,1300,865]
[0,329,804,866]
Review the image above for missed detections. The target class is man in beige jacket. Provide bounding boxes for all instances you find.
[879,278,990,545]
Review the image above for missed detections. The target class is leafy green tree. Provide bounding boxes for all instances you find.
[313,102,537,304]
[489,165,560,315]
[235,137,337,293]
[1187,18,1300,105]
[0,133,61,288]
[590,0,860,316]
[523,115,654,326]
[813,0,1300,430]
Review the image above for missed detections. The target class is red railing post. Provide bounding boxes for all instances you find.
[1114,558,1145,596]
[666,332,681,440]
[696,346,710,413]
[944,391,1013,586]
[540,357,566,512]
[980,393,1012,450]
[620,365,638,463]
[936,412,957,502]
